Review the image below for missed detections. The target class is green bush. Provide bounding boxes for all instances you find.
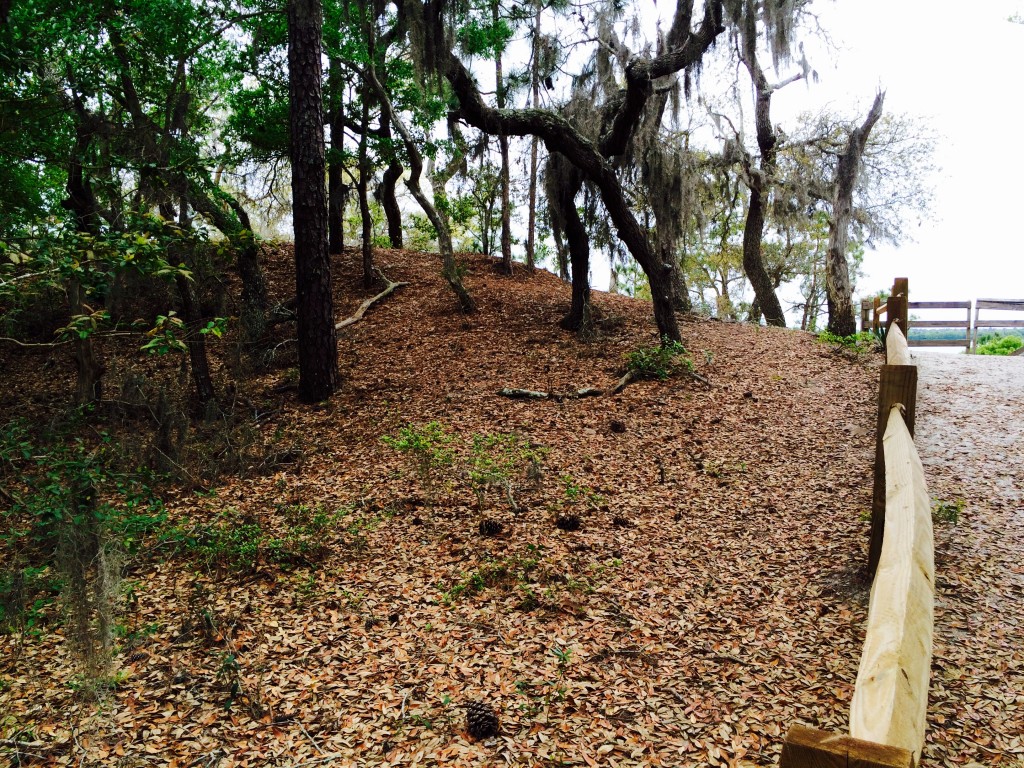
[0,420,164,679]
[382,422,455,502]
[466,432,546,511]
[624,338,693,380]
[817,329,880,354]
[975,333,1022,356]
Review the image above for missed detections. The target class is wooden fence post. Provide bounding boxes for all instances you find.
[873,296,882,332]
[888,278,908,337]
[861,299,871,332]
[780,725,914,768]
[868,364,917,578]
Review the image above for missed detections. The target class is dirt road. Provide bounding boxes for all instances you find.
[912,352,1024,764]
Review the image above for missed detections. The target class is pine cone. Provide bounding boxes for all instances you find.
[555,513,581,531]
[478,518,503,537]
[466,700,499,739]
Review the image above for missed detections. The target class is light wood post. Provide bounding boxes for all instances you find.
[861,299,871,332]
[868,365,917,577]
[888,278,908,338]
[780,725,915,768]
[872,296,881,332]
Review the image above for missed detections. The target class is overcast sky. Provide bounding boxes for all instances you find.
[776,0,1024,307]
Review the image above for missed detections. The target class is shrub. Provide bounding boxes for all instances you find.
[624,338,693,380]
[0,420,164,682]
[382,422,455,503]
[975,333,1022,356]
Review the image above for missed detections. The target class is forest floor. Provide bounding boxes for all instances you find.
[0,245,1021,767]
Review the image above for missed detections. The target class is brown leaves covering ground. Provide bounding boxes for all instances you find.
[0,246,1019,767]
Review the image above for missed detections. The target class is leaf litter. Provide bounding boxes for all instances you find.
[0,246,1021,766]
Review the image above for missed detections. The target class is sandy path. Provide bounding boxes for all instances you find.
[911,352,1024,765]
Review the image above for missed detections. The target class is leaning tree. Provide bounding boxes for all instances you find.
[388,0,807,344]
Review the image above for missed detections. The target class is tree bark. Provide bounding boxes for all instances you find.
[553,173,591,333]
[357,92,374,288]
[62,106,104,406]
[827,92,885,336]
[288,0,339,403]
[525,2,542,272]
[738,46,789,327]
[378,112,404,248]
[493,0,512,274]
[363,61,475,313]
[327,55,346,254]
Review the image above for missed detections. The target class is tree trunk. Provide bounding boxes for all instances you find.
[525,2,541,271]
[554,176,591,333]
[827,92,885,337]
[493,0,512,274]
[288,0,339,403]
[175,274,216,409]
[378,111,404,248]
[173,197,217,412]
[738,47,789,328]
[327,56,346,254]
[62,109,104,406]
[363,61,475,313]
[357,93,374,288]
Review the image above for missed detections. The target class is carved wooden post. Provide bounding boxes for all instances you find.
[887,277,908,337]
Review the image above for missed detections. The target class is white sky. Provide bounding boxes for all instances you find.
[775,0,1024,305]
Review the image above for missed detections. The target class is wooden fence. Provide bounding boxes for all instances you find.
[862,289,1024,352]
[972,299,1024,350]
[782,281,933,768]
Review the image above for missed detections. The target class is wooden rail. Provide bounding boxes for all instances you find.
[972,299,1024,351]
[907,301,971,349]
[782,281,933,768]
[863,295,1024,351]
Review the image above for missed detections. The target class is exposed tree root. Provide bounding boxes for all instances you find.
[502,366,710,401]
[335,271,409,330]
[497,387,604,402]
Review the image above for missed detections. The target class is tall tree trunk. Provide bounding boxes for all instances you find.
[827,92,885,337]
[288,0,339,403]
[62,106,104,406]
[378,113,404,248]
[525,2,541,271]
[327,56,346,254]
[363,62,475,313]
[493,0,512,274]
[738,46,790,328]
[357,93,374,288]
[554,176,591,333]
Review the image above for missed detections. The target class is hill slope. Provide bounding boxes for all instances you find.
[1,245,881,766]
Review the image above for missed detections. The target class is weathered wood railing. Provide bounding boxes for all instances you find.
[781,283,933,768]
[971,298,1024,351]
[862,292,1024,352]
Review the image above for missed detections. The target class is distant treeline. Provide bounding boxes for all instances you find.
[906,328,1021,341]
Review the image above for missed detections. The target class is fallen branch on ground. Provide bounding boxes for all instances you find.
[336,271,409,330]
[497,387,604,402]
[502,366,710,401]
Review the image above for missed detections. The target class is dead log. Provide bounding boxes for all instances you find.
[336,271,409,330]
[497,387,604,402]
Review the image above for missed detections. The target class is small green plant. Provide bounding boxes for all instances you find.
[817,329,879,354]
[975,333,1023,356]
[551,645,572,667]
[0,421,165,682]
[932,499,964,525]
[466,432,546,511]
[624,337,693,380]
[560,473,602,509]
[382,422,455,503]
